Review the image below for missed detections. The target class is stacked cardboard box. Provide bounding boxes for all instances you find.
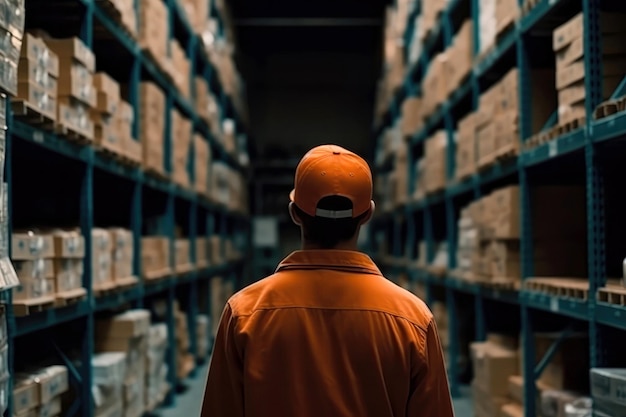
[13,366,69,417]
[208,235,223,266]
[495,0,519,38]
[455,112,476,181]
[455,185,588,284]
[445,20,474,94]
[475,69,520,167]
[138,0,168,65]
[502,374,549,417]
[110,228,134,283]
[419,0,446,42]
[49,230,86,298]
[471,334,519,417]
[0,0,24,95]
[140,82,166,176]
[179,0,209,35]
[92,228,114,291]
[11,231,56,304]
[96,309,151,417]
[478,0,496,55]
[91,72,123,155]
[174,238,193,274]
[195,77,222,133]
[553,12,626,125]
[169,40,190,99]
[421,54,448,120]
[92,352,126,417]
[16,33,58,121]
[196,314,210,359]
[141,236,171,280]
[0,180,17,291]
[194,134,211,197]
[44,37,97,141]
[195,237,209,268]
[424,130,447,194]
[145,323,169,411]
[171,109,192,188]
[100,0,137,37]
[118,101,141,164]
[174,303,195,380]
[400,96,422,138]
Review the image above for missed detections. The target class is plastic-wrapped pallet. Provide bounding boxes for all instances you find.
[96,309,151,417]
[145,323,169,412]
[92,352,126,417]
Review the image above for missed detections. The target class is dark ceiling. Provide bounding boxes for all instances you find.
[228,0,391,161]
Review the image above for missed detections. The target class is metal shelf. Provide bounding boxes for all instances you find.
[521,291,590,321]
[374,0,626,414]
[3,0,251,416]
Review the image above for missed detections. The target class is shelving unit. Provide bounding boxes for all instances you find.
[372,0,626,415]
[0,0,250,416]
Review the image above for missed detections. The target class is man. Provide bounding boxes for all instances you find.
[201,144,454,417]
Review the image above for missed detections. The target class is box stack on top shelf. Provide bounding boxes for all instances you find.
[554,12,626,126]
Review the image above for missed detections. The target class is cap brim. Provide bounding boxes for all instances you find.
[289,189,295,202]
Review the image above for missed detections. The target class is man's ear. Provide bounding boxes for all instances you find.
[289,202,302,226]
[359,200,376,226]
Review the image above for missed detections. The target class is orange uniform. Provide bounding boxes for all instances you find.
[201,249,454,417]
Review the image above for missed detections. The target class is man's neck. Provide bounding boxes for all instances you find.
[301,241,359,251]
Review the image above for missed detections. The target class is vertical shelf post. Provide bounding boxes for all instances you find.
[80,4,95,415]
[583,0,609,372]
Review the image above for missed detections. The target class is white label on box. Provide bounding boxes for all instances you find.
[253,217,279,248]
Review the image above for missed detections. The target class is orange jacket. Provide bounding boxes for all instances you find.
[201,250,454,417]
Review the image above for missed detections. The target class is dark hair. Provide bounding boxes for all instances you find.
[293,196,368,249]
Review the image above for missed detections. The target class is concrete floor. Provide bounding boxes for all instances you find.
[157,363,474,416]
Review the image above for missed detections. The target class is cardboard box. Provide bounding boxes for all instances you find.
[553,12,626,52]
[141,236,170,277]
[476,121,496,167]
[53,258,84,293]
[174,239,191,268]
[194,134,210,195]
[92,228,113,288]
[401,96,422,137]
[470,340,518,397]
[139,82,165,174]
[138,0,169,61]
[424,130,447,193]
[110,228,133,280]
[495,0,518,37]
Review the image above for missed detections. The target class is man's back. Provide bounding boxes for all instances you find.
[202,250,454,417]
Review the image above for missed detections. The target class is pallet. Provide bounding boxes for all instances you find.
[597,280,626,306]
[11,100,55,130]
[54,287,87,307]
[556,116,585,136]
[175,263,195,275]
[145,167,170,182]
[523,277,589,300]
[13,295,56,317]
[144,267,172,281]
[95,144,141,168]
[55,123,92,145]
[593,96,626,120]
[494,143,520,162]
[116,276,139,289]
[93,281,118,297]
[477,278,520,291]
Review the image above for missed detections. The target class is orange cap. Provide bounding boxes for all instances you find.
[289,144,373,219]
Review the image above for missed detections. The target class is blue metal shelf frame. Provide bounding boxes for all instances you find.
[1,0,250,416]
[373,0,626,412]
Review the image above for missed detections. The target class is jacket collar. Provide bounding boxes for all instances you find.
[275,250,382,276]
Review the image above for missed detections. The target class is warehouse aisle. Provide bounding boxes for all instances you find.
[160,363,474,416]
